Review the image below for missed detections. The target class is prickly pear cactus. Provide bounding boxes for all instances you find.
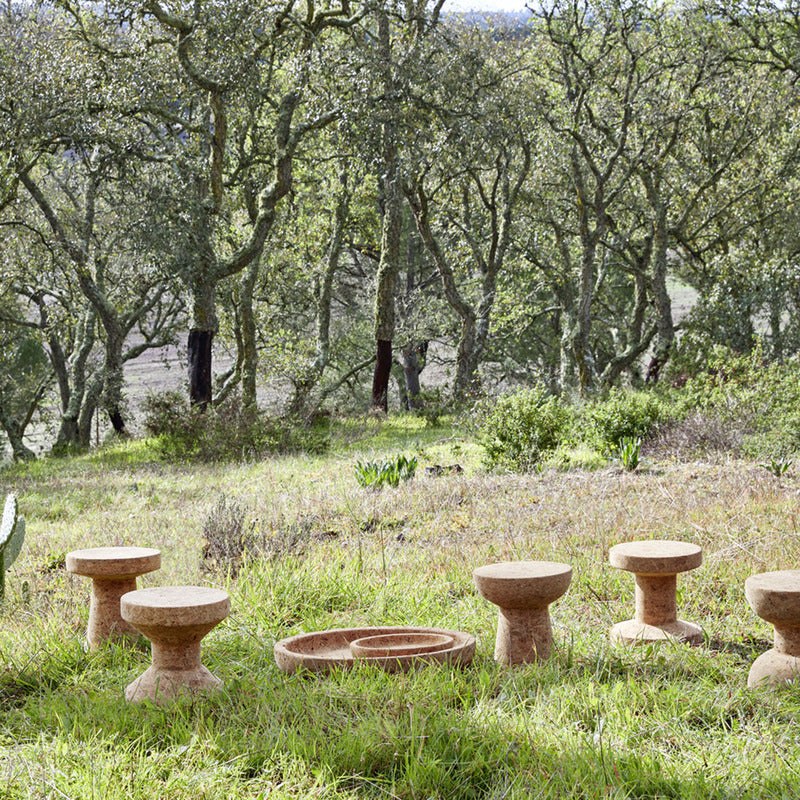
[0,494,25,600]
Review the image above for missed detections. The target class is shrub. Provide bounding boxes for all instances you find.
[478,387,574,472]
[648,410,744,459]
[143,391,329,462]
[414,388,449,427]
[585,389,671,452]
[201,494,257,577]
[742,414,800,460]
[670,345,800,459]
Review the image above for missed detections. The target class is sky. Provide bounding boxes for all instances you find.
[444,0,530,13]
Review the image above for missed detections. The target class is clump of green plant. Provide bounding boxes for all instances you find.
[760,456,792,479]
[478,386,574,472]
[355,454,417,489]
[143,391,329,462]
[586,389,670,452]
[0,494,25,600]
[612,436,642,471]
[201,494,257,577]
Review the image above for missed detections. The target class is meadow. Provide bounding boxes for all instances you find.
[1,414,799,799]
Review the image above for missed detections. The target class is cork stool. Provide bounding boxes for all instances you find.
[121,586,230,703]
[609,540,703,645]
[66,547,161,649]
[473,561,572,664]
[745,570,800,688]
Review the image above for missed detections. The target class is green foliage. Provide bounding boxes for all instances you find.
[143,392,329,463]
[760,456,792,478]
[613,436,642,472]
[0,493,25,601]
[0,316,50,459]
[585,389,670,452]
[477,387,673,473]
[673,345,800,459]
[479,387,575,472]
[354,454,417,490]
[409,388,455,428]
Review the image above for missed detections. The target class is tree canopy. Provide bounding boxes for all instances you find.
[2,0,800,457]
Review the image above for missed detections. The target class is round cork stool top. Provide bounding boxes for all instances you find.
[473,561,572,664]
[121,586,230,704]
[609,540,702,645]
[66,546,161,649]
[745,570,800,688]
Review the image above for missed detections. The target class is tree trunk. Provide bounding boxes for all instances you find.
[188,329,214,406]
[0,412,36,461]
[645,181,675,384]
[239,256,260,410]
[55,306,96,448]
[372,340,393,412]
[406,185,479,402]
[392,361,409,410]
[289,170,348,417]
[769,287,783,360]
[453,312,478,402]
[400,347,422,411]
[397,344,422,410]
[102,328,127,435]
[371,7,401,413]
[78,375,102,447]
[573,226,598,395]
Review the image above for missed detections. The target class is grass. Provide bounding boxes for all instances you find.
[1,415,800,797]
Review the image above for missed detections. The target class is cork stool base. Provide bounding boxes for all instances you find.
[745,570,800,688]
[609,540,703,646]
[473,561,572,664]
[66,547,161,649]
[121,586,230,704]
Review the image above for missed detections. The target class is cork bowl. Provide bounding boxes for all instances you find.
[350,632,455,658]
[274,626,475,674]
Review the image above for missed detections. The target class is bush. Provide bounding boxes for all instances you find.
[648,410,744,459]
[585,389,671,452]
[201,494,257,576]
[143,392,329,462]
[478,387,574,472]
[670,345,800,459]
[414,388,449,427]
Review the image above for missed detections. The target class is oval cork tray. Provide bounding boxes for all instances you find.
[274,625,475,674]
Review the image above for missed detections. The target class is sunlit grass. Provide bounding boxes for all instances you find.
[1,426,800,797]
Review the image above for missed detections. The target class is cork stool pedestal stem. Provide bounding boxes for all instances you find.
[495,606,554,662]
[66,547,161,649]
[745,570,800,688]
[121,586,230,704]
[473,561,572,665]
[88,575,138,642]
[609,540,703,645]
[635,574,678,626]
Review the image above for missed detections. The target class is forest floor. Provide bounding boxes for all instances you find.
[0,415,798,798]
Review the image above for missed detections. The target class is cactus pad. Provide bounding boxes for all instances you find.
[4,518,24,569]
[0,494,17,548]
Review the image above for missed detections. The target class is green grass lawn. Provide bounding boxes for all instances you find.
[1,417,799,799]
